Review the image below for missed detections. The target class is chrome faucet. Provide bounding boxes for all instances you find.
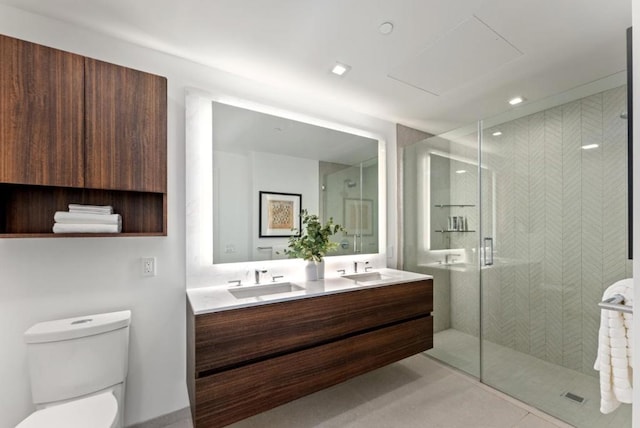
[254,269,267,284]
[353,260,369,273]
[445,254,461,264]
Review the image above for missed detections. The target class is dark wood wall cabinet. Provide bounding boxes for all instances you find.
[187,279,434,428]
[0,34,167,237]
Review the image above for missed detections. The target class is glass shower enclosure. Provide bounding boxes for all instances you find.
[403,83,632,427]
[320,158,379,256]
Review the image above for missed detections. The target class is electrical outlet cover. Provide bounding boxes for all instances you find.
[142,257,156,276]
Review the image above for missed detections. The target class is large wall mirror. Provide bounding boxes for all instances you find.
[186,90,386,264]
[211,101,380,264]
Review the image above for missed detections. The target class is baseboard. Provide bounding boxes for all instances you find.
[127,407,191,428]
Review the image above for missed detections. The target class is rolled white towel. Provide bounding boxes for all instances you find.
[594,278,633,414]
[68,204,114,215]
[54,212,121,225]
[53,223,121,234]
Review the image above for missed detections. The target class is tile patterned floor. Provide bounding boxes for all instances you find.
[427,329,632,428]
[162,353,572,428]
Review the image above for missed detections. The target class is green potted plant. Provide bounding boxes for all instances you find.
[282,209,345,280]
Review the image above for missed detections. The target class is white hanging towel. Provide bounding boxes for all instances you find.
[594,278,633,414]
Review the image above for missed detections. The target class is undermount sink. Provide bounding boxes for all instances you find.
[341,271,391,282]
[228,282,304,299]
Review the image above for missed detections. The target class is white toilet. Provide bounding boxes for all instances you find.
[16,310,131,428]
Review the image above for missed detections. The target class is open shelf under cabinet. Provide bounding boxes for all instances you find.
[0,183,166,237]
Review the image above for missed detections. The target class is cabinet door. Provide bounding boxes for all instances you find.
[0,35,84,187]
[84,59,167,192]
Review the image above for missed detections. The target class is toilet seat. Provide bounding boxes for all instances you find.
[16,391,117,428]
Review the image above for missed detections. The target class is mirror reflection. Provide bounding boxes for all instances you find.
[212,102,379,263]
[429,153,493,251]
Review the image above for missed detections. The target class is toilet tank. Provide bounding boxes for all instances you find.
[24,310,131,405]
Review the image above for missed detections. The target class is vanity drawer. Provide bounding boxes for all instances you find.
[193,315,433,428]
[194,279,432,374]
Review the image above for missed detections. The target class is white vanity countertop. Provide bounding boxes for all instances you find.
[187,268,433,315]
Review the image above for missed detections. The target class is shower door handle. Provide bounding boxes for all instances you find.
[483,237,494,266]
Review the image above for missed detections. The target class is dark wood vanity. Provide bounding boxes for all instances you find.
[186,278,433,427]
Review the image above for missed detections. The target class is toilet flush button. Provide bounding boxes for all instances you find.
[24,310,131,344]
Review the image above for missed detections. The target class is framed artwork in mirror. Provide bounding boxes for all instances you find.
[343,198,373,236]
[259,191,302,237]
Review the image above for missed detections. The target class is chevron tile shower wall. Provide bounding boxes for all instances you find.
[481,85,631,376]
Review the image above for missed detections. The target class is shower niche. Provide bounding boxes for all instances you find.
[428,153,492,250]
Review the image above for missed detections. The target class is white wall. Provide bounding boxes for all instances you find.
[212,150,318,263]
[213,151,252,263]
[0,4,397,427]
[633,1,640,425]
[252,152,319,261]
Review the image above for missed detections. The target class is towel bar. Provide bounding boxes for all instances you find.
[598,294,633,314]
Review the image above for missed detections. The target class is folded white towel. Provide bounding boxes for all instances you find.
[594,278,633,414]
[54,211,121,225]
[68,204,114,215]
[52,223,121,234]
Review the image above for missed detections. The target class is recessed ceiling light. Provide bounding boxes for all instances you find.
[455,170,467,174]
[509,96,524,105]
[379,22,394,35]
[492,131,502,136]
[581,144,599,150]
[331,62,351,76]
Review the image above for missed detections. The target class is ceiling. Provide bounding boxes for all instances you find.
[1,0,631,134]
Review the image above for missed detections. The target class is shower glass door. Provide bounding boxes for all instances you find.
[478,85,632,427]
[320,158,379,256]
[402,128,481,378]
[401,80,631,427]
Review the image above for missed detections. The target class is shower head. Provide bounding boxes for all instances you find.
[345,179,357,188]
